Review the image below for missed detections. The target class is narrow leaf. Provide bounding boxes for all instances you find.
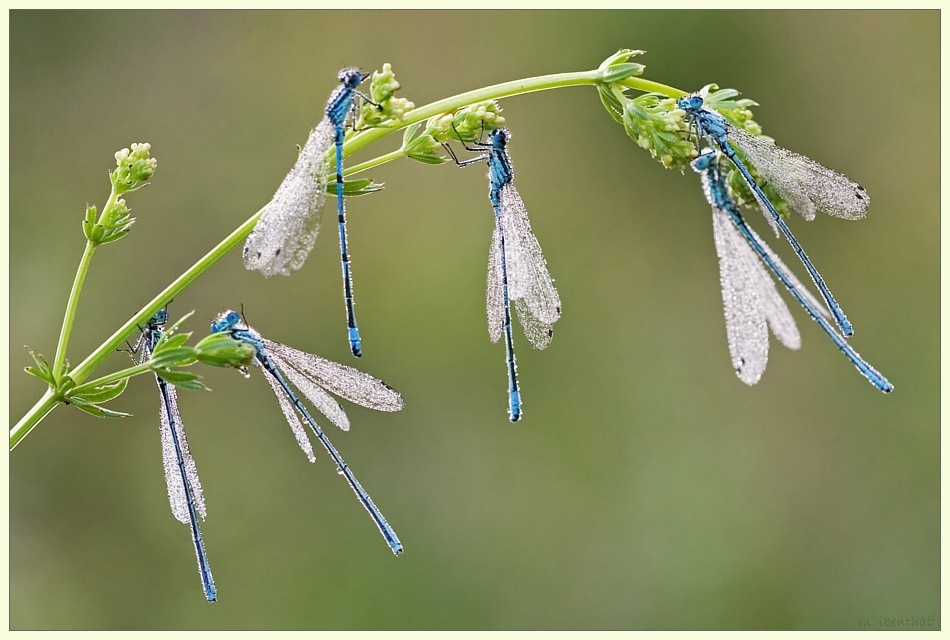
[148,347,197,369]
[599,62,645,84]
[70,398,132,419]
[24,366,55,385]
[70,377,129,404]
[402,121,422,145]
[156,311,196,348]
[325,179,385,197]
[194,333,256,368]
[599,86,624,124]
[156,369,208,391]
[408,152,447,165]
[155,332,189,352]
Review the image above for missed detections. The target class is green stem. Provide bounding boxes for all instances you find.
[70,362,154,396]
[345,148,408,177]
[340,72,685,176]
[51,241,97,380]
[51,189,122,379]
[12,67,687,450]
[50,184,128,382]
[618,77,687,98]
[337,70,602,165]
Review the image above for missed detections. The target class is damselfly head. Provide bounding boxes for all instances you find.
[148,308,169,328]
[691,148,718,173]
[678,94,704,112]
[490,128,511,147]
[338,67,363,89]
[210,310,242,334]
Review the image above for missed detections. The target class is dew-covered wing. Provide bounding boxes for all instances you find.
[244,118,334,276]
[514,298,554,350]
[727,125,869,221]
[486,223,505,344]
[745,220,831,321]
[498,183,561,330]
[744,234,801,352]
[157,380,207,522]
[265,339,404,412]
[272,351,352,431]
[712,203,770,385]
[263,366,316,462]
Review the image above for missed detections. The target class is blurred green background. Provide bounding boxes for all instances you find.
[9,10,938,630]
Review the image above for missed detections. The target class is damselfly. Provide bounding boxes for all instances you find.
[244,68,377,358]
[679,93,869,338]
[210,310,404,554]
[134,309,216,601]
[444,127,561,422]
[691,149,892,392]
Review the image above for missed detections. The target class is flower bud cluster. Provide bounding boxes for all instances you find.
[620,92,697,171]
[357,63,416,129]
[111,143,157,194]
[402,100,506,165]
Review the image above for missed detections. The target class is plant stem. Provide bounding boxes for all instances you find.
[51,188,123,379]
[51,241,97,380]
[12,67,686,450]
[340,73,685,176]
[337,70,602,164]
[345,148,408,177]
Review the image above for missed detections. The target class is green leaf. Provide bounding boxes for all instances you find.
[86,223,105,244]
[598,86,624,124]
[402,121,422,145]
[69,377,129,404]
[325,179,385,197]
[408,152,447,165]
[706,87,739,102]
[158,311,195,344]
[148,347,197,369]
[156,368,208,391]
[24,366,54,385]
[24,346,55,385]
[69,398,132,419]
[82,205,99,242]
[156,332,190,352]
[599,49,645,69]
[599,62,645,84]
[194,333,256,368]
[97,217,135,244]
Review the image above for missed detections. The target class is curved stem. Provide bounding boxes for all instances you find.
[12,68,688,450]
[344,148,408,177]
[340,73,686,177]
[337,70,601,164]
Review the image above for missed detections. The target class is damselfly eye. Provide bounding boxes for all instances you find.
[338,68,362,89]
[678,95,704,111]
